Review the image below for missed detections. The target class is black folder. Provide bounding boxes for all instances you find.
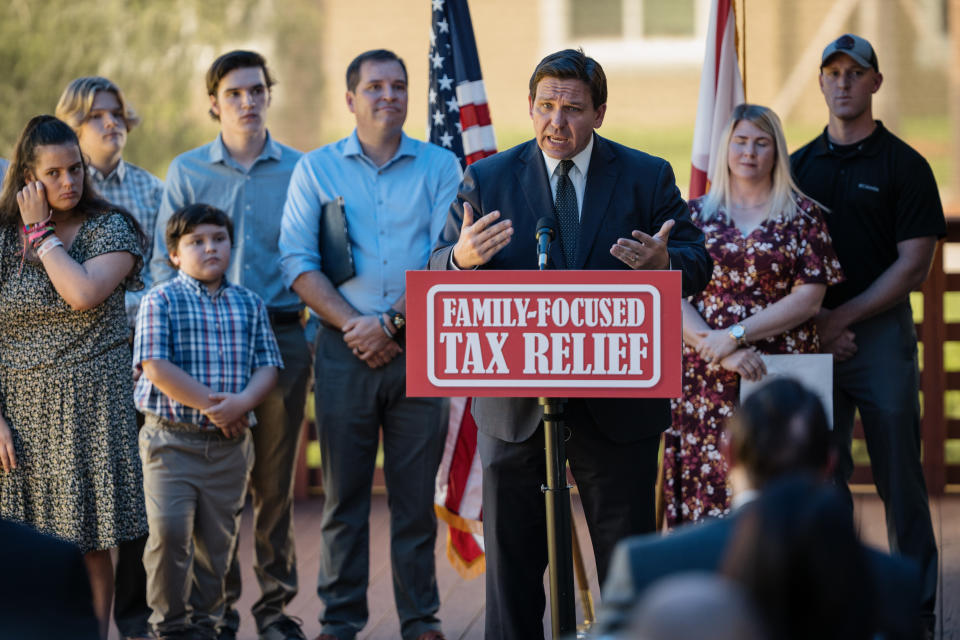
[319,196,355,286]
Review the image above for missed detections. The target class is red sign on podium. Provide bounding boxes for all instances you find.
[406,270,682,398]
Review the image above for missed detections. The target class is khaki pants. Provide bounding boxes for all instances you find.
[140,415,254,637]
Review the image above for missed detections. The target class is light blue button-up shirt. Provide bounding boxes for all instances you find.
[89,159,164,327]
[151,133,303,312]
[279,130,461,315]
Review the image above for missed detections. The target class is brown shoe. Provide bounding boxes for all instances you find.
[416,632,446,640]
[313,636,340,640]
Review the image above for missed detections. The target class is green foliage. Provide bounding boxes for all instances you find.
[0,0,323,177]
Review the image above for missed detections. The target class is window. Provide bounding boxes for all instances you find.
[643,0,695,37]
[542,0,709,68]
[570,0,623,38]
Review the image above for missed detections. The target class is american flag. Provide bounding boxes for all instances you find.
[428,0,493,580]
[427,0,496,167]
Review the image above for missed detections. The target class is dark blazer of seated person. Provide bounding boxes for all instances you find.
[602,511,921,640]
[721,477,914,640]
[597,380,924,640]
[0,518,99,639]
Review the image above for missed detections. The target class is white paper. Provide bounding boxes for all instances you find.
[738,354,834,430]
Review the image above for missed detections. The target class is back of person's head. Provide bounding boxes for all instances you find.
[55,76,141,132]
[721,476,874,640]
[700,103,823,224]
[345,49,408,92]
[0,115,108,226]
[206,50,275,118]
[620,573,767,640]
[529,48,607,109]
[165,203,234,259]
[726,378,831,489]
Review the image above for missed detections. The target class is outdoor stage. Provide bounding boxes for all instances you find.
[106,492,959,640]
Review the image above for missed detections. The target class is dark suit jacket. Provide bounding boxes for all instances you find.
[597,510,924,639]
[0,519,99,639]
[429,135,711,443]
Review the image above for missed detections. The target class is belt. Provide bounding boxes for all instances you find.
[145,414,225,437]
[268,309,302,325]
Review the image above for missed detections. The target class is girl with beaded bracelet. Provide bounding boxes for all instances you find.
[0,115,147,639]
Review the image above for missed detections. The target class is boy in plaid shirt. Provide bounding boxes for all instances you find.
[134,203,282,639]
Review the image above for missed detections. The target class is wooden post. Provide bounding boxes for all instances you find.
[861,0,900,131]
[921,242,947,496]
[570,515,596,631]
[952,0,960,206]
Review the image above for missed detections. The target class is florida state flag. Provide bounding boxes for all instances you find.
[689,0,745,198]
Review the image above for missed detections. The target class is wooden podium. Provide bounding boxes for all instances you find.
[406,269,682,638]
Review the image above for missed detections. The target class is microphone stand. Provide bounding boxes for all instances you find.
[538,229,576,639]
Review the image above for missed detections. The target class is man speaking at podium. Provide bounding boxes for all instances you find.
[429,49,711,639]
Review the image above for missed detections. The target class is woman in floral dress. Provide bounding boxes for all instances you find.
[664,104,844,526]
[0,116,147,638]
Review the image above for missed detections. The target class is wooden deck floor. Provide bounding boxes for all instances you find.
[111,493,960,639]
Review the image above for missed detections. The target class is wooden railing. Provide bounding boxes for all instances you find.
[851,217,960,495]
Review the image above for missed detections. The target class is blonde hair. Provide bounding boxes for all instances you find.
[699,104,818,223]
[55,76,141,132]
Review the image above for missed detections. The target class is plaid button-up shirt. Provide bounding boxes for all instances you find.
[133,271,283,430]
[89,159,163,326]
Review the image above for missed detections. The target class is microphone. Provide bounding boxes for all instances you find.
[536,216,556,270]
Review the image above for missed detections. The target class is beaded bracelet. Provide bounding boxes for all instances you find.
[26,222,54,236]
[26,222,54,235]
[36,235,63,259]
[22,212,53,233]
[18,218,56,275]
[33,232,56,249]
[28,227,56,247]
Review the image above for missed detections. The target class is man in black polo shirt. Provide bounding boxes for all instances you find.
[791,33,944,637]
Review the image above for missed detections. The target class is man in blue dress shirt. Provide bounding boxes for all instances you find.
[279,49,461,640]
[150,50,310,640]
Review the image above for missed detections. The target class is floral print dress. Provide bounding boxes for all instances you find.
[663,195,843,525]
[0,212,148,552]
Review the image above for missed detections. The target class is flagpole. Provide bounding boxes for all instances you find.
[540,396,577,638]
[739,0,747,100]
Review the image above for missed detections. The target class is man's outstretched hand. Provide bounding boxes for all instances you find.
[452,202,513,269]
[610,219,674,270]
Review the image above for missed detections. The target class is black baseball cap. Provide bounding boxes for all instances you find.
[821,34,879,72]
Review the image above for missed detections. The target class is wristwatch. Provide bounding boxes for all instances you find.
[728,323,748,347]
[387,310,405,341]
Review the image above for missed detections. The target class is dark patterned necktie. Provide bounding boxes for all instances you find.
[554,159,578,268]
